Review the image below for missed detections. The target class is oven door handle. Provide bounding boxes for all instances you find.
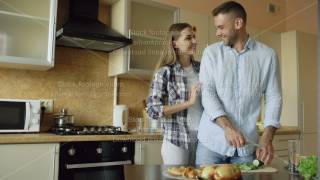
[66,160,132,169]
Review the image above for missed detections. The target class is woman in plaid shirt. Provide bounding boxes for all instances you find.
[147,23,203,165]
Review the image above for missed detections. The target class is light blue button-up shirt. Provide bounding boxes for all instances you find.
[198,38,282,157]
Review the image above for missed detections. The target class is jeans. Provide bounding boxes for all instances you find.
[196,141,256,165]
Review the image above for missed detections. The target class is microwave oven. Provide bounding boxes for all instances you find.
[0,99,41,133]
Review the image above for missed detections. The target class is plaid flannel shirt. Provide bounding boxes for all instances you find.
[147,60,200,149]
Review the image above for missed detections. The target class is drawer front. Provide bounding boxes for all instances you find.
[273,135,300,151]
[275,149,288,158]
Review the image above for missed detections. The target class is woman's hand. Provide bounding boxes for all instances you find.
[187,83,201,106]
[162,83,201,117]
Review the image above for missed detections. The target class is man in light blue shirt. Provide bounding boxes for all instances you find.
[196,1,282,165]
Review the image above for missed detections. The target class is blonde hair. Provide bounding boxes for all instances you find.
[155,23,195,70]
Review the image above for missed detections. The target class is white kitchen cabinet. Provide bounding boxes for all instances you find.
[280,31,317,155]
[0,0,57,70]
[0,143,59,180]
[134,141,162,165]
[301,133,318,156]
[108,0,178,80]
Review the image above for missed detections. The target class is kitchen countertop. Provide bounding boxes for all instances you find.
[258,126,300,135]
[123,165,303,180]
[0,126,299,144]
[0,132,163,144]
[123,158,304,180]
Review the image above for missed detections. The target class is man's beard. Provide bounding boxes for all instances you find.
[224,39,233,47]
[224,32,237,47]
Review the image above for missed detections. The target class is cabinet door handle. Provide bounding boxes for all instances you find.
[140,143,144,163]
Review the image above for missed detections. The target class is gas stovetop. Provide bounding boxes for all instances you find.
[51,125,129,135]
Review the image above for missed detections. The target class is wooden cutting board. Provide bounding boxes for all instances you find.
[241,166,278,174]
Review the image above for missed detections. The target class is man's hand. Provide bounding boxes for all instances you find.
[256,139,274,165]
[216,116,246,148]
[256,126,277,164]
[224,126,246,148]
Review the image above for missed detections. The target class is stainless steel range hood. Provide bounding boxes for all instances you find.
[56,0,132,52]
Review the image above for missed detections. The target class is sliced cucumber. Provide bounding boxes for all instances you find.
[253,159,264,167]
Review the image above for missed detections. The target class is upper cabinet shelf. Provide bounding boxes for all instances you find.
[108,0,178,80]
[129,31,164,41]
[0,10,49,21]
[0,0,57,70]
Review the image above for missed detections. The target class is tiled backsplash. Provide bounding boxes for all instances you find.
[0,47,149,131]
[118,78,150,129]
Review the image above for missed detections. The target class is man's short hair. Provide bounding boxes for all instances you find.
[212,1,247,23]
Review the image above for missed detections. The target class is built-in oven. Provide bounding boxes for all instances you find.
[59,141,134,180]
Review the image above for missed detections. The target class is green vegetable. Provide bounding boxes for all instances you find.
[237,160,264,171]
[253,159,264,167]
[298,156,318,180]
[238,163,256,171]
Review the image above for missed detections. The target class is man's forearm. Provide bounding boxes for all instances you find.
[215,116,235,130]
[261,126,277,143]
